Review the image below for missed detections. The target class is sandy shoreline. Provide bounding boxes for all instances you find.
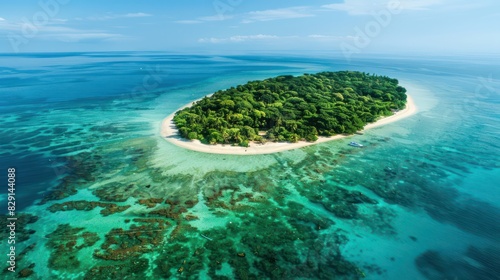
[160,95,417,155]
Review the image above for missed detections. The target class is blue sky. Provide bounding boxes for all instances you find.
[0,0,499,55]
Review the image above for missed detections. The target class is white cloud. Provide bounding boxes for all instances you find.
[199,34,279,43]
[175,14,234,24]
[0,20,23,31]
[323,0,445,15]
[244,6,314,23]
[199,34,356,44]
[309,34,358,42]
[0,17,70,32]
[174,20,202,24]
[85,12,152,21]
[123,13,151,18]
[178,6,314,25]
[0,18,125,42]
[199,15,234,21]
[309,34,342,40]
[51,18,68,23]
[42,32,125,42]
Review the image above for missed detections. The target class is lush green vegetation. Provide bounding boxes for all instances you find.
[173,71,407,146]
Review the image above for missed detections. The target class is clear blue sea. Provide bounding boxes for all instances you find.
[0,52,499,279]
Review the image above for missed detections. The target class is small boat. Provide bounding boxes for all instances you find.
[348,141,363,147]
[200,234,213,241]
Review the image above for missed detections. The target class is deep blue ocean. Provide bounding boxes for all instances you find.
[0,52,499,279]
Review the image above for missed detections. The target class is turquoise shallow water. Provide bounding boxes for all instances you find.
[0,53,499,279]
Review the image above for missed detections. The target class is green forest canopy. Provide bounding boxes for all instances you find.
[173,71,407,147]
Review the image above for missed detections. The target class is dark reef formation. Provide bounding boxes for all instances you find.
[46,224,100,271]
[93,218,168,261]
[416,246,500,280]
[12,121,498,279]
[48,200,131,216]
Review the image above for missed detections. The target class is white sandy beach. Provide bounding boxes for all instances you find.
[160,95,417,155]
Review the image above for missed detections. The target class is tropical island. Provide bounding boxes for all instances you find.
[161,71,416,154]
